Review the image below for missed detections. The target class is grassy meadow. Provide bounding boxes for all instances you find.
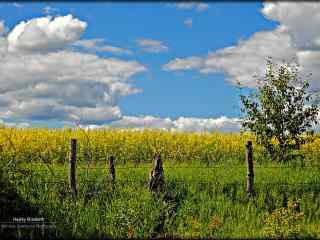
[0,128,320,239]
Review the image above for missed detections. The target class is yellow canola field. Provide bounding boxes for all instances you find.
[0,128,319,165]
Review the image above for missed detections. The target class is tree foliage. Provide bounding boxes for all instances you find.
[240,59,319,162]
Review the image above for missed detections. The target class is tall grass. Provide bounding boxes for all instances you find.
[0,128,319,238]
[3,161,318,239]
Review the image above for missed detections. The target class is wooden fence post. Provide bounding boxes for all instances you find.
[109,155,116,185]
[69,138,77,197]
[149,154,165,194]
[246,141,254,196]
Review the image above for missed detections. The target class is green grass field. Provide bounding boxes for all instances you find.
[0,129,320,239]
[1,162,319,239]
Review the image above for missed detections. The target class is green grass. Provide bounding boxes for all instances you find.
[3,161,319,239]
[0,129,319,238]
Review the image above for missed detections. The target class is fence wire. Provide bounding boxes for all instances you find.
[22,165,320,170]
[10,159,320,201]
[18,178,320,187]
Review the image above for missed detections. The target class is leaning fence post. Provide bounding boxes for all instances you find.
[109,155,116,185]
[149,154,165,195]
[246,141,254,196]
[69,138,77,197]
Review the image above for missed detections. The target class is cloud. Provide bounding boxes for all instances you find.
[73,38,104,48]
[162,56,204,71]
[0,21,7,36]
[12,3,22,8]
[200,26,297,87]
[3,115,242,131]
[262,2,320,50]
[7,14,87,53]
[163,3,320,89]
[175,2,209,12]
[175,3,194,9]
[196,3,210,12]
[173,116,241,132]
[0,15,147,125]
[0,119,30,128]
[136,38,168,53]
[109,115,241,132]
[0,51,146,124]
[184,18,193,28]
[73,39,133,55]
[43,6,59,15]
[0,37,8,58]
[98,45,133,55]
[110,115,174,130]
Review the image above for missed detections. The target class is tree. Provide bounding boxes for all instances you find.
[240,59,319,162]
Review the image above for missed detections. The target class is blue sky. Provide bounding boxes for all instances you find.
[0,2,319,131]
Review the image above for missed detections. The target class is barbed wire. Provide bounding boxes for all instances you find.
[21,165,320,171]
[23,179,320,186]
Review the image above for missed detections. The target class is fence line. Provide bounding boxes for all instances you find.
[22,165,320,171]
[10,139,320,200]
[23,179,320,186]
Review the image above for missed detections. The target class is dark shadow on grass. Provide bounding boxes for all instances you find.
[0,170,59,239]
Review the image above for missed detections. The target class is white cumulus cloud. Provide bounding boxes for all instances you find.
[110,115,174,130]
[163,56,204,71]
[136,38,168,53]
[173,116,241,132]
[262,2,320,50]
[0,15,147,125]
[108,115,241,132]
[7,14,87,53]
[73,39,133,55]
[163,3,320,90]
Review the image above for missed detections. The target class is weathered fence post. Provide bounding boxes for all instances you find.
[109,155,116,185]
[149,154,165,194]
[69,138,77,197]
[246,141,254,196]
